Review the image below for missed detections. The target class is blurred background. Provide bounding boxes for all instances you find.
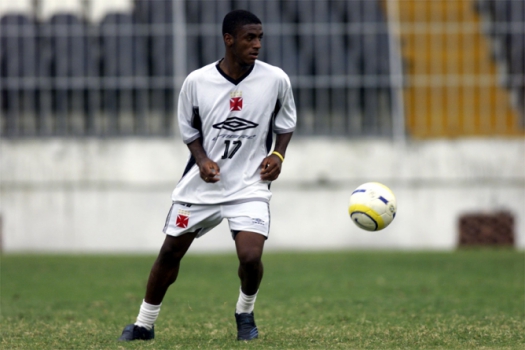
[0,0,523,253]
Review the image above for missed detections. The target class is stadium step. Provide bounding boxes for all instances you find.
[393,0,521,137]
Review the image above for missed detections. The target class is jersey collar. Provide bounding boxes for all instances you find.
[216,59,255,85]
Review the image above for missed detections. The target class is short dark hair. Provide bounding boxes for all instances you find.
[222,9,261,37]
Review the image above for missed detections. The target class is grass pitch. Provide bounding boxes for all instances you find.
[1,250,523,349]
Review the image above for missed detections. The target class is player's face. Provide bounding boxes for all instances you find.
[231,24,263,66]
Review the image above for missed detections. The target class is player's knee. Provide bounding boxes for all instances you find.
[158,241,186,264]
[238,250,262,269]
[158,234,195,263]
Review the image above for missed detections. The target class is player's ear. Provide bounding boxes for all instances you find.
[224,33,234,46]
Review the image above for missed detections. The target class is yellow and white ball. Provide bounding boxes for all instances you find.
[348,182,397,231]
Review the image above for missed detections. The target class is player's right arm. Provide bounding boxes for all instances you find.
[187,138,221,183]
[177,74,220,183]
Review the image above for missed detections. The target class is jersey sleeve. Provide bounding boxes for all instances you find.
[273,73,297,134]
[177,76,201,144]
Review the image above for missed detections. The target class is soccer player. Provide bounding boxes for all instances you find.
[118,9,296,341]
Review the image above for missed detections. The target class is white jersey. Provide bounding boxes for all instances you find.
[172,60,297,205]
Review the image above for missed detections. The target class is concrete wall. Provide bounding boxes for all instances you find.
[1,138,524,253]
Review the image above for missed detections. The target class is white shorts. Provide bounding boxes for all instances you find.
[163,200,270,239]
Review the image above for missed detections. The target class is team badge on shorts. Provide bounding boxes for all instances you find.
[176,209,190,228]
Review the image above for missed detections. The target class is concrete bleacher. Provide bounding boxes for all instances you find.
[100,11,148,134]
[0,1,390,131]
[396,0,523,137]
[40,0,102,135]
[476,0,525,126]
[1,0,395,137]
[134,0,174,133]
[46,13,94,134]
[89,0,131,23]
[0,1,37,135]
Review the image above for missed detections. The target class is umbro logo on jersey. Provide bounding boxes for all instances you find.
[213,117,259,131]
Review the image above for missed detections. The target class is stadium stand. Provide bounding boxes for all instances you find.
[134,0,174,134]
[39,0,97,135]
[351,0,392,135]
[46,14,95,134]
[0,1,37,135]
[100,11,148,134]
[475,0,524,126]
[5,0,520,138]
[397,0,523,137]
[1,0,396,137]
[90,0,132,23]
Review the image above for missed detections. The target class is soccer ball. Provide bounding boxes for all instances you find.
[348,182,397,231]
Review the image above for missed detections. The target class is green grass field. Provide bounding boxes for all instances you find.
[1,250,523,349]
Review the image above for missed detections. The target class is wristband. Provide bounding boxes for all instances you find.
[272,151,284,162]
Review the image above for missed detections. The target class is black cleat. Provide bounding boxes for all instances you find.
[235,312,258,340]
[118,324,155,341]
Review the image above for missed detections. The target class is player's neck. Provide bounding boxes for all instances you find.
[219,58,253,81]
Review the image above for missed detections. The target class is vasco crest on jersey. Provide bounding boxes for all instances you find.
[230,91,243,111]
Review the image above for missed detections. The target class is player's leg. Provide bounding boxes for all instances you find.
[119,202,222,341]
[226,201,270,340]
[226,201,269,298]
[235,231,265,296]
[119,233,196,341]
[234,231,266,340]
[144,232,197,304]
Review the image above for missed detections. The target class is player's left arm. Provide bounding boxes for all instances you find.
[261,72,296,181]
[260,132,293,181]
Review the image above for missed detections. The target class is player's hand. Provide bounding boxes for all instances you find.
[198,158,220,183]
[260,154,282,181]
